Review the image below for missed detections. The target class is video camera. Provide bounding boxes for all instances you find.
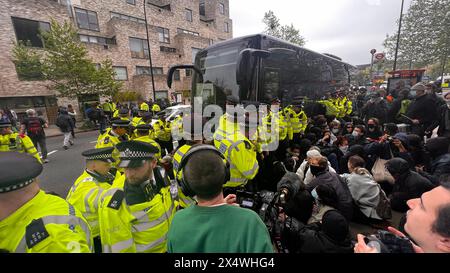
[364,230,415,253]
[235,172,301,252]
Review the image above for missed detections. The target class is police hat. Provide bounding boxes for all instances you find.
[135,124,152,131]
[226,95,239,105]
[111,119,130,127]
[271,97,281,104]
[119,108,129,116]
[82,147,115,163]
[0,152,42,193]
[291,96,305,106]
[116,141,158,168]
[0,120,12,128]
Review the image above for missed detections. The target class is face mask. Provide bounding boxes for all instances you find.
[311,189,319,200]
[425,89,432,94]
[332,128,340,134]
[339,145,349,153]
[410,91,417,97]
[368,127,375,132]
[352,131,359,137]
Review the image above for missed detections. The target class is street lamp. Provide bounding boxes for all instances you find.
[143,0,156,102]
[370,49,376,86]
[393,0,405,71]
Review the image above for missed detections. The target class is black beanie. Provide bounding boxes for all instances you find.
[321,210,349,242]
[426,137,450,158]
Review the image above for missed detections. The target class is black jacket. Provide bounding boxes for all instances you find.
[282,214,353,253]
[56,112,74,133]
[387,159,435,212]
[404,95,438,131]
[437,105,450,137]
[365,141,414,168]
[420,153,450,185]
[306,171,354,220]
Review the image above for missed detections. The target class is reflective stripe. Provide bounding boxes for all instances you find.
[135,234,167,252]
[14,237,27,253]
[84,188,96,213]
[103,238,134,253]
[241,162,259,177]
[132,203,174,232]
[229,177,247,183]
[14,214,92,252]
[180,197,193,206]
[92,188,104,210]
[42,215,91,247]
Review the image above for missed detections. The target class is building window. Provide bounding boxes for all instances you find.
[129,37,149,59]
[136,66,163,75]
[173,70,180,81]
[126,0,135,5]
[185,9,193,22]
[219,3,225,15]
[192,48,201,64]
[177,28,199,36]
[209,39,214,45]
[79,34,116,45]
[157,27,170,43]
[110,12,146,24]
[224,22,229,33]
[74,8,99,31]
[11,17,50,48]
[186,69,192,77]
[113,67,128,81]
[155,90,168,100]
[199,3,205,16]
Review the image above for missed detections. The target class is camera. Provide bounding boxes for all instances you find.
[364,230,415,253]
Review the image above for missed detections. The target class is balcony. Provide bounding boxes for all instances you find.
[147,0,171,11]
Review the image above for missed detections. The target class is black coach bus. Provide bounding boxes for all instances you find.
[167,34,357,110]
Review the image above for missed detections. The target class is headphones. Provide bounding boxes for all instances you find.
[176,144,231,197]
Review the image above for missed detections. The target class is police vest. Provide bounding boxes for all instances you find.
[0,133,41,163]
[66,170,117,238]
[213,117,259,188]
[0,190,92,253]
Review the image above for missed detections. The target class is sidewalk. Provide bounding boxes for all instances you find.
[44,122,97,137]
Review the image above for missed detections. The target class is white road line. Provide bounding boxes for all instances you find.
[47,150,58,156]
[90,141,97,144]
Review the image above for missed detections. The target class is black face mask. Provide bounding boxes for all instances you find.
[310,165,326,176]
[368,124,376,129]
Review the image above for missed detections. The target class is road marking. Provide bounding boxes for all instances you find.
[48,150,58,156]
[90,141,97,144]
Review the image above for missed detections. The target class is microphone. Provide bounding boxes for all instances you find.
[276,172,300,205]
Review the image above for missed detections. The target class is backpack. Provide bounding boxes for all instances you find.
[27,117,43,136]
[376,184,392,219]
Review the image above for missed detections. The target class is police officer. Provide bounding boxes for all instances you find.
[152,102,161,115]
[95,119,130,171]
[285,96,308,144]
[0,152,92,253]
[98,141,190,253]
[118,108,131,122]
[66,147,119,253]
[154,114,173,156]
[133,124,161,160]
[213,98,259,195]
[265,97,288,160]
[139,100,150,112]
[172,114,204,182]
[0,120,41,163]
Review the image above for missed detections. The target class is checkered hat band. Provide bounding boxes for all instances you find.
[120,151,155,158]
[86,154,113,160]
[0,179,33,193]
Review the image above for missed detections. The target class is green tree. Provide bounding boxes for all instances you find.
[262,10,305,46]
[383,0,450,69]
[40,19,121,98]
[11,41,44,81]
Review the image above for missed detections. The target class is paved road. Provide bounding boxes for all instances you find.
[38,130,99,197]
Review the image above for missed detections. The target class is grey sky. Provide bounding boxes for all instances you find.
[230,0,412,65]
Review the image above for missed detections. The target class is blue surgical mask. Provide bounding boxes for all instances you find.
[410,90,417,97]
[352,131,359,137]
[311,189,319,200]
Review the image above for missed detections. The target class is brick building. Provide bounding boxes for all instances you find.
[0,0,232,123]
